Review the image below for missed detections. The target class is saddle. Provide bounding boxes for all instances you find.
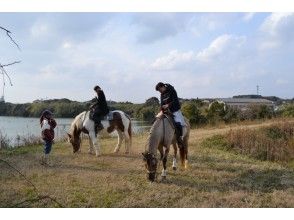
[89,110,116,121]
[156,110,185,148]
[156,110,175,130]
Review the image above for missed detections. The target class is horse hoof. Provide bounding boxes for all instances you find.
[172,166,177,171]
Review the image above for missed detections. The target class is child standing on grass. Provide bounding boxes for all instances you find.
[40,110,57,165]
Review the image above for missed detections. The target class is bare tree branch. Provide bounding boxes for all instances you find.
[0,64,14,86]
[0,158,64,208]
[0,26,21,51]
[0,60,21,68]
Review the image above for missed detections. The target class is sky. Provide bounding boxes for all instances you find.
[0,12,294,104]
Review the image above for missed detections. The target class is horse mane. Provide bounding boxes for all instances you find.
[146,118,165,155]
[69,111,87,135]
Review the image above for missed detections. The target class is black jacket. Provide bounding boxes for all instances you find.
[160,84,181,113]
[91,90,109,115]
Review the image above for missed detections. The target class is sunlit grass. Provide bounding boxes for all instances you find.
[1,119,294,207]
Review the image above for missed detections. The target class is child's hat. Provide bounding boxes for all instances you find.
[42,109,53,116]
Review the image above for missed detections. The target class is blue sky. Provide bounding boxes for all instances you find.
[0,13,293,103]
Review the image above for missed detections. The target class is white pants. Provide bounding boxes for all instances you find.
[173,110,186,127]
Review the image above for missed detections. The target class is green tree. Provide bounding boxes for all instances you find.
[182,101,207,126]
[206,101,227,124]
[281,104,294,117]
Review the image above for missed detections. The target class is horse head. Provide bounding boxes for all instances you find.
[142,152,158,182]
[67,125,81,153]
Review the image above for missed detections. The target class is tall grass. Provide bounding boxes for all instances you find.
[0,132,43,149]
[203,121,294,162]
[0,131,11,149]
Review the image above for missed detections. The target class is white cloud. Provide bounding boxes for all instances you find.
[30,22,50,38]
[261,13,294,36]
[132,13,191,44]
[62,41,72,49]
[242,13,255,22]
[151,50,194,70]
[259,12,294,50]
[276,79,289,85]
[196,34,246,62]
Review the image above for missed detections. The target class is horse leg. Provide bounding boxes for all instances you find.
[172,142,177,171]
[89,132,100,157]
[184,136,189,169]
[114,130,124,153]
[88,134,95,155]
[123,130,131,154]
[161,148,169,179]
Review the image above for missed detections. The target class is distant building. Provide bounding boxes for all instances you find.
[215,98,275,111]
[0,95,4,103]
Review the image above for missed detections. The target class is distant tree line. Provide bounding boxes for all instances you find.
[0,97,293,126]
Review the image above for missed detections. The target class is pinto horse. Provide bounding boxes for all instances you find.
[142,114,190,182]
[67,110,132,156]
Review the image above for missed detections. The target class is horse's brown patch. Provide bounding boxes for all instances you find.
[81,127,89,134]
[107,112,124,133]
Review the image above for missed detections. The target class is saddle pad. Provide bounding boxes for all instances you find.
[105,111,114,120]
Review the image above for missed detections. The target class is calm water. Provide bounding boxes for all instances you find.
[0,116,150,146]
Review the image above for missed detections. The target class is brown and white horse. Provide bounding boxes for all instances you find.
[67,110,132,156]
[142,114,190,182]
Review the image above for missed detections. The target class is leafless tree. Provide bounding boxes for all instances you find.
[1,26,21,89]
[0,26,21,50]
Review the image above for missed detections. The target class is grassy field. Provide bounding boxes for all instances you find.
[1,119,294,208]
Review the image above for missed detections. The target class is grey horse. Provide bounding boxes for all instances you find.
[142,114,190,182]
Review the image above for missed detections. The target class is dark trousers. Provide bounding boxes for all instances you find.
[44,140,53,154]
[91,108,104,122]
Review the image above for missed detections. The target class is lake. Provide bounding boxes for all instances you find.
[0,116,151,146]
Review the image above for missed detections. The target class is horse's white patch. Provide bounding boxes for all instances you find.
[161,169,167,177]
[69,110,132,155]
[101,120,110,130]
[172,158,177,168]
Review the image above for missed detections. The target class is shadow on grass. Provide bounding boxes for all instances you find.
[161,167,294,193]
[228,169,294,193]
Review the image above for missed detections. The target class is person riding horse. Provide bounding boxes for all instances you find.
[90,85,109,134]
[155,82,186,148]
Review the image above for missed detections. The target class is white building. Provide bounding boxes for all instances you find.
[216,98,275,111]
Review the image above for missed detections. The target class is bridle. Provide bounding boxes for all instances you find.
[144,152,158,177]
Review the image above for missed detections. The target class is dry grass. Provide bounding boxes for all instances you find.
[204,121,294,162]
[1,119,294,207]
